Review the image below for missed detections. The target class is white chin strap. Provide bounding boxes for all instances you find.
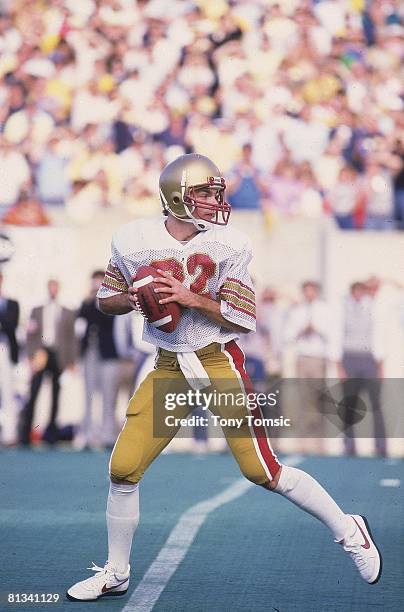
[189,215,213,231]
[173,207,213,232]
[159,187,212,231]
[178,203,215,231]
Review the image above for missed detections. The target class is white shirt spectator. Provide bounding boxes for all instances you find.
[299,187,323,218]
[330,296,386,362]
[264,16,298,52]
[177,58,215,93]
[365,169,394,218]
[282,116,329,163]
[99,0,139,27]
[251,121,282,173]
[0,149,30,207]
[119,146,144,185]
[313,1,346,36]
[71,89,119,132]
[119,73,153,109]
[313,154,342,191]
[284,299,331,359]
[0,24,22,54]
[4,109,54,145]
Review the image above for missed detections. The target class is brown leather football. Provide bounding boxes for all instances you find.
[133,265,181,333]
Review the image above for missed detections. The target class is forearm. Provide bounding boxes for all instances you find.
[191,294,249,333]
[97,293,133,315]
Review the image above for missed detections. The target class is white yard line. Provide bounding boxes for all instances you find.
[123,455,303,612]
[379,478,401,487]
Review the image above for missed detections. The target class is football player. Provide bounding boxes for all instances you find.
[67,154,382,601]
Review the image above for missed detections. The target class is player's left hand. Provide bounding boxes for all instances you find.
[153,269,198,308]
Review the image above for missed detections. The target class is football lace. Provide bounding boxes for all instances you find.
[136,295,148,319]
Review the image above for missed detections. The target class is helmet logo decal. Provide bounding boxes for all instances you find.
[181,169,187,201]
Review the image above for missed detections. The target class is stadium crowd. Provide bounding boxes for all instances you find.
[0,0,402,229]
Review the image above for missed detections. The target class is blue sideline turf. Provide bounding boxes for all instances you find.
[1,449,403,612]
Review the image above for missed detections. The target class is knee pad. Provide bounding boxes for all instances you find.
[109,451,139,482]
[240,464,270,487]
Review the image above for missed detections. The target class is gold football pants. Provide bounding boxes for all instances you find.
[110,341,280,486]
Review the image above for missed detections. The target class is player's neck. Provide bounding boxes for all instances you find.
[165,215,200,242]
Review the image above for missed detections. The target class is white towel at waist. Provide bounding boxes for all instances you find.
[177,351,211,390]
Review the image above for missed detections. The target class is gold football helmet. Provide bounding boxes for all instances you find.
[159,153,231,231]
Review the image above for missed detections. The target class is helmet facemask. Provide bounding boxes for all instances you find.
[182,176,231,230]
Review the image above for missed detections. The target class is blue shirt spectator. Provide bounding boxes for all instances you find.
[35,138,71,205]
[226,145,263,210]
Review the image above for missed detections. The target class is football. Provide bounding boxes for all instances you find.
[133,265,181,333]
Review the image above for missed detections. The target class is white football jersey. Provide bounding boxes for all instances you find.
[97,216,256,352]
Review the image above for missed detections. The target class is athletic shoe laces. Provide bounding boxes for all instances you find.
[86,561,116,580]
[342,543,369,571]
[87,562,105,573]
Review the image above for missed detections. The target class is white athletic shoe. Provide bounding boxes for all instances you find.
[339,515,382,584]
[66,561,130,601]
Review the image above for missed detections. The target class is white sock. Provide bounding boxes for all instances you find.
[274,466,353,542]
[106,482,140,574]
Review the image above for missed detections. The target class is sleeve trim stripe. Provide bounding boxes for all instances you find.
[101,283,127,294]
[226,302,257,319]
[106,269,125,282]
[222,280,255,300]
[102,278,128,292]
[106,264,126,282]
[226,277,255,293]
[221,284,255,302]
[104,272,128,287]
[220,288,255,307]
[222,294,256,316]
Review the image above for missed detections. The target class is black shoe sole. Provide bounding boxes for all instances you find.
[66,589,128,602]
[360,515,383,584]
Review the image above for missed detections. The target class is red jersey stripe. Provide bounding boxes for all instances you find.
[224,340,280,479]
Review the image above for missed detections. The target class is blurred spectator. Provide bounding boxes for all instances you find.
[70,79,119,133]
[65,179,106,225]
[282,105,330,165]
[264,160,301,217]
[297,164,323,219]
[74,270,121,450]
[20,279,77,446]
[227,144,264,210]
[122,155,162,217]
[35,135,71,205]
[4,101,54,146]
[250,108,283,175]
[284,281,331,453]
[335,282,387,457]
[392,137,404,229]
[325,165,365,230]
[259,287,285,379]
[2,187,50,226]
[0,270,19,445]
[155,111,187,150]
[238,321,268,386]
[363,161,395,230]
[0,135,30,210]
